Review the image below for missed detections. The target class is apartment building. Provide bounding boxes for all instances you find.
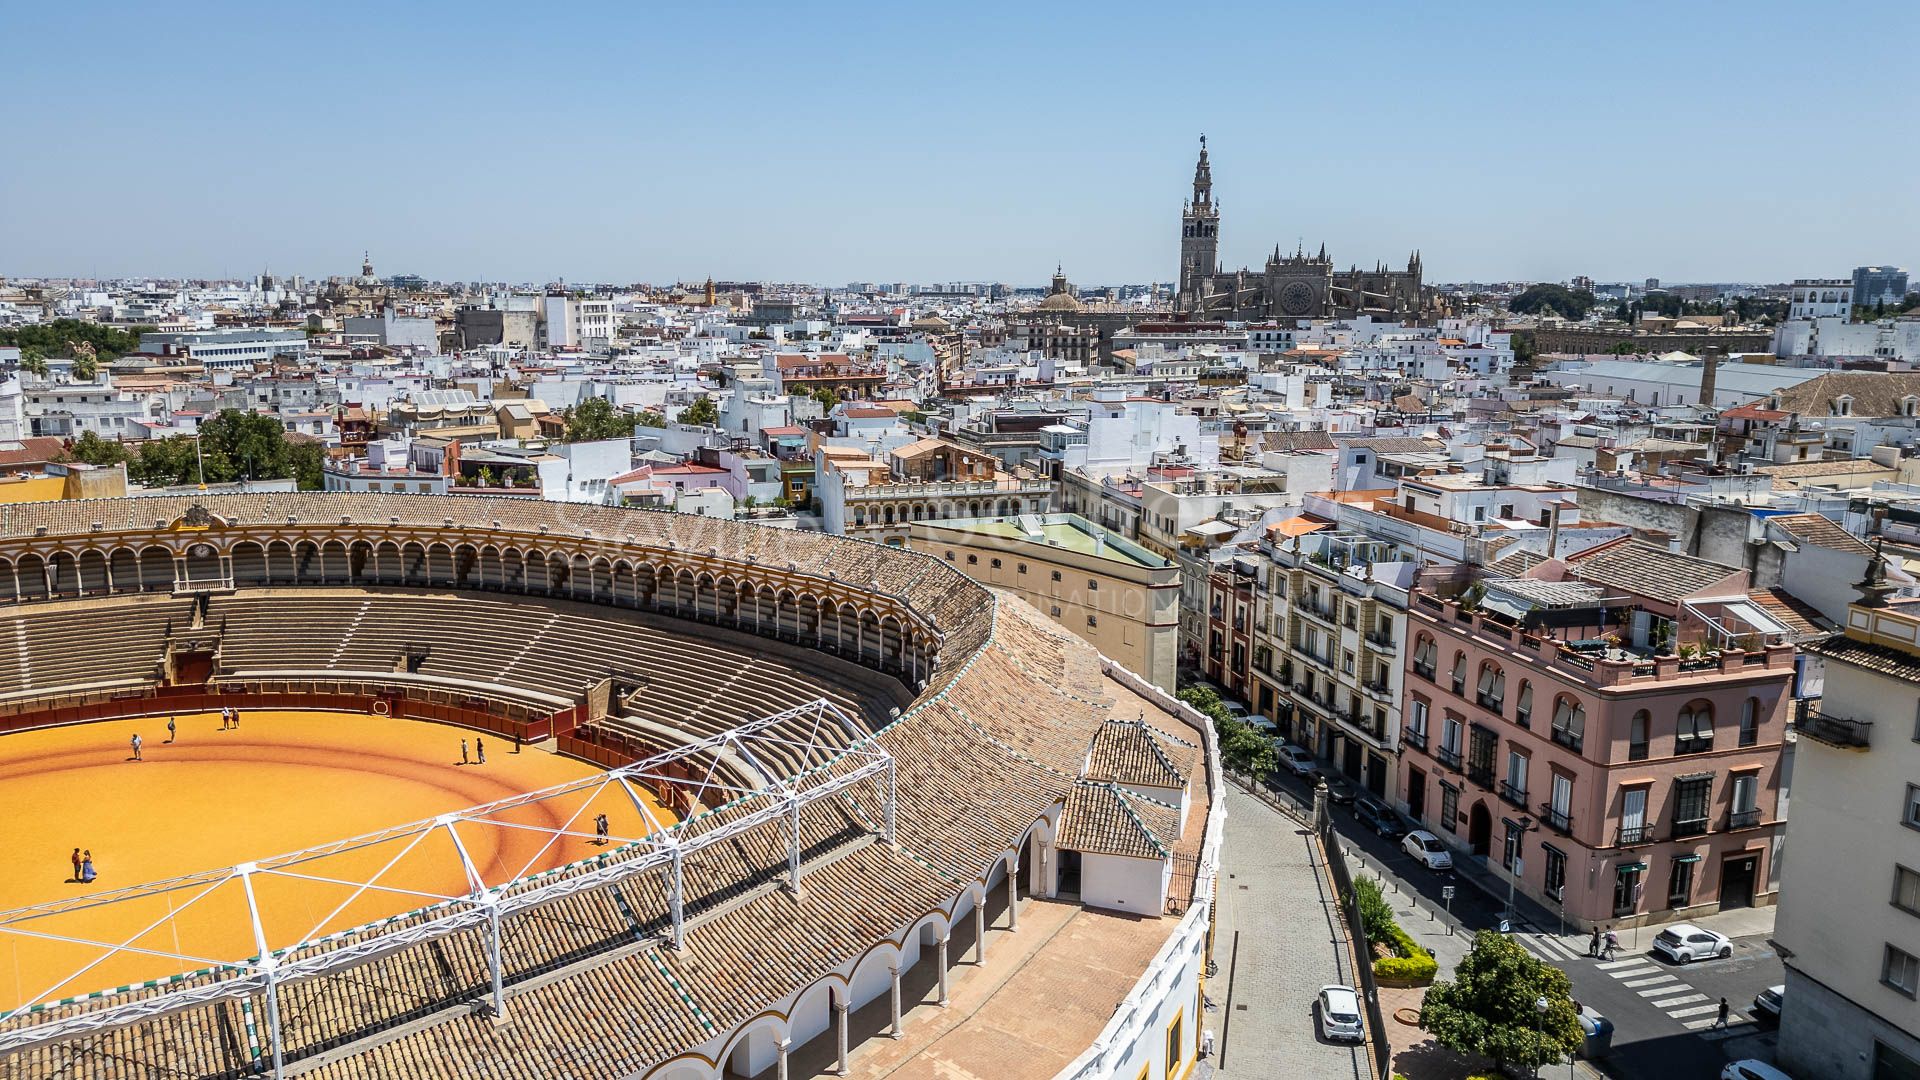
[816,438,1052,545]
[1249,526,1417,798]
[1774,571,1920,1080]
[1397,540,1798,930]
[908,513,1179,691]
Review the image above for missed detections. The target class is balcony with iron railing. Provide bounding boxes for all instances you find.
[1538,804,1574,836]
[1435,744,1463,770]
[1615,823,1651,846]
[1499,781,1529,809]
[1672,816,1709,840]
[1402,726,1428,751]
[1728,807,1763,830]
[1795,707,1872,750]
[1467,763,1496,790]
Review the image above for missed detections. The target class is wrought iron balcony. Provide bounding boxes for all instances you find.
[1402,727,1428,751]
[1538,804,1574,835]
[1728,807,1762,830]
[1435,745,1463,770]
[1499,781,1529,808]
[1796,709,1872,750]
[1673,816,1709,839]
[1615,824,1651,846]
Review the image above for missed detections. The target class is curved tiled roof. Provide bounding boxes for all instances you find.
[0,494,1171,1079]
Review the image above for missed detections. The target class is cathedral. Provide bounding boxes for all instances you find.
[1175,137,1435,322]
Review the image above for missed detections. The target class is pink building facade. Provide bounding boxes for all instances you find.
[1396,593,1794,931]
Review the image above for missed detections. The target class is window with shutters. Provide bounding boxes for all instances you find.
[1450,652,1467,696]
[1551,696,1585,752]
[1476,662,1505,714]
[1739,697,1760,747]
[1412,635,1437,681]
[1676,701,1714,755]
[1514,680,1532,728]
[1628,710,1650,761]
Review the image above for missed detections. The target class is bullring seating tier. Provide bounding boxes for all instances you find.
[0,595,189,701]
[207,588,907,735]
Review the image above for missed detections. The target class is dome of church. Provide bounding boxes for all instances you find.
[911,314,952,331]
[1036,290,1083,312]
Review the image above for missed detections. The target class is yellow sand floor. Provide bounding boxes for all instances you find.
[0,711,672,1011]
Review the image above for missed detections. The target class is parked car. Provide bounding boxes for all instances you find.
[1316,984,1366,1043]
[1652,924,1733,964]
[1322,775,1357,805]
[1276,743,1318,777]
[1353,796,1408,838]
[1752,984,1784,1023]
[1402,829,1453,871]
[1721,1060,1794,1080]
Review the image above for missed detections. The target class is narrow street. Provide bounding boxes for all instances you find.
[1257,768,1784,1080]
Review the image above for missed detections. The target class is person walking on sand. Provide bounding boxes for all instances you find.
[476,738,486,766]
[80,851,96,884]
[1588,927,1601,958]
[460,739,469,765]
[130,732,143,761]
[595,813,609,845]
[70,848,82,882]
[166,716,176,743]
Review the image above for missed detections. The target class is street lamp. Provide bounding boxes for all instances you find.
[1504,814,1535,931]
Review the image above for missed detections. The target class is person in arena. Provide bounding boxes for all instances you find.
[130,733,142,761]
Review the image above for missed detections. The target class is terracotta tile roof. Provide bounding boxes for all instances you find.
[1748,587,1832,639]
[1565,539,1744,603]
[1257,429,1336,452]
[1766,513,1876,557]
[1084,715,1196,789]
[1768,372,1920,418]
[1803,632,1920,682]
[1057,782,1182,860]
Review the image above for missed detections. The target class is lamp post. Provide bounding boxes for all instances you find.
[1504,814,1535,931]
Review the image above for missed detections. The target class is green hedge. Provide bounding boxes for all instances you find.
[1370,905,1438,986]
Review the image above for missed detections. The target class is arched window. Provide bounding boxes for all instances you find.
[1676,700,1714,753]
[1412,635,1438,680]
[1739,697,1760,747]
[1515,680,1534,727]
[1628,710,1649,761]
[1449,651,1467,696]
[1551,696,1586,752]
[1476,662,1506,713]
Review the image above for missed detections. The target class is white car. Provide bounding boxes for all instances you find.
[1652,923,1733,964]
[1721,1060,1794,1080]
[1276,743,1317,777]
[1317,984,1365,1043]
[1402,830,1453,871]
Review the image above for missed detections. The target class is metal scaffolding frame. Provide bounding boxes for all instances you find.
[0,698,894,1071]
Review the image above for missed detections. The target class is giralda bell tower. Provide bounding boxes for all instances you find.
[1178,135,1219,302]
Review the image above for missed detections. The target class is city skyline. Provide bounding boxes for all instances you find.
[3,0,1916,284]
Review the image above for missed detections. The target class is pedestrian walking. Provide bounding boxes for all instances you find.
[1603,926,1620,960]
[130,732,142,762]
[475,738,486,766]
[514,731,523,754]
[70,847,82,882]
[1588,928,1601,958]
[80,851,96,884]
[460,739,469,765]
[219,707,229,731]
[166,716,176,743]
[1714,997,1730,1029]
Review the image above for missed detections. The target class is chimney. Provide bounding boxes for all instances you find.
[1697,346,1726,407]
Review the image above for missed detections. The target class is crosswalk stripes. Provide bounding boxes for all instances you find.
[1504,930,1763,1036]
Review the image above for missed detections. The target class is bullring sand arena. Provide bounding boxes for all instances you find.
[0,710,672,1010]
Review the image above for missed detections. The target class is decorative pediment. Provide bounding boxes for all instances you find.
[170,503,231,532]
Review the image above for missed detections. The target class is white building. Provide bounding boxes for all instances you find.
[1774,588,1920,1080]
[1788,278,1854,321]
[137,328,309,370]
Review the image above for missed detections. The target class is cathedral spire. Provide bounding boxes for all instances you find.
[1191,134,1212,207]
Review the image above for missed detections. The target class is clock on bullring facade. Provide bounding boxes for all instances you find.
[1278,280,1316,316]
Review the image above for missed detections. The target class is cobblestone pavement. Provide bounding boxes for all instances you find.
[1210,785,1368,1080]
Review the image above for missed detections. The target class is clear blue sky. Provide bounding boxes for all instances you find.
[4,1,1915,287]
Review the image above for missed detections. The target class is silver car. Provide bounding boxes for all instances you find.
[1318,984,1365,1043]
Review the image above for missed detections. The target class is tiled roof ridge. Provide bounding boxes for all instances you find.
[1091,780,1175,858]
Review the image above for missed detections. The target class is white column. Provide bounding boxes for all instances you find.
[889,964,903,1039]
[973,894,986,964]
[936,936,950,1007]
[776,1039,790,1080]
[1007,863,1020,932]
[834,998,850,1076]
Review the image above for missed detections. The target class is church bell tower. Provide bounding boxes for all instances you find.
[1178,135,1220,303]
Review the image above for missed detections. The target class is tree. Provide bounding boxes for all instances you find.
[1613,302,1631,323]
[1419,930,1583,1074]
[72,353,98,382]
[678,396,718,426]
[562,396,637,442]
[635,408,666,428]
[1507,285,1598,321]
[288,441,325,491]
[18,348,48,378]
[128,437,201,487]
[197,409,292,483]
[0,320,151,362]
[1608,341,1639,355]
[1177,686,1277,779]
[808,385,839,411]
[66,430,129,467]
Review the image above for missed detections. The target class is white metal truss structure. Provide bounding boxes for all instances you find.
[0,699,894,1073]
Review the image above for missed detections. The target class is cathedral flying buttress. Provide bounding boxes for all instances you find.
[1173,137,1436,323]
